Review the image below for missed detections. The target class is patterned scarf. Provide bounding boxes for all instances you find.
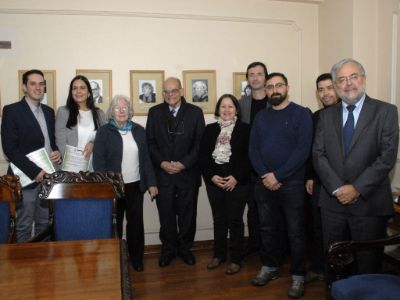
[108,118,133,132]
[212,116,237,164]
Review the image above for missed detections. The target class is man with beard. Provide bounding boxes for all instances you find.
[313,58,398,274]
[249,72,312,298]
[305,73,340,282]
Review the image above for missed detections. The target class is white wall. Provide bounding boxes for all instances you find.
[2,0,399,244]
[0,0,320,244]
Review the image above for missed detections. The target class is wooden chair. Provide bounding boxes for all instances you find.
[326,234,400,300]
[0,175,22,243]
[31,171,124,242]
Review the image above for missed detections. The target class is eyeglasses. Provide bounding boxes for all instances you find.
[113,106,128,113]
[266,83,286,91]
[336,73,361,86]
[163,89,180,96]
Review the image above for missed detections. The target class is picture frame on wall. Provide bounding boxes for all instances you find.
[233,72,250,100]
[18,70,56,108]
[130,70,165,116]
[182,70,216,114]
[76,69,112,112]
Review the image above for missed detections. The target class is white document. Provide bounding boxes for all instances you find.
[26,148,56,173]
[10,163,34,187]
[10,148,55,188]
[61,145,90,172]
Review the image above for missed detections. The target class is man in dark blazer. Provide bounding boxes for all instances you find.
[1,69,61,242]
[146,77,205,267]
[313,58,399,274]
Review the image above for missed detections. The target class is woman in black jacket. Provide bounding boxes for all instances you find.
[93,94,158,272]
[199,94,251,275]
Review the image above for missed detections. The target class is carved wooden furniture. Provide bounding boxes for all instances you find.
[327,234,400,300]
[0,175,21,243]
[0,238,132,299]
[31,171,124,242]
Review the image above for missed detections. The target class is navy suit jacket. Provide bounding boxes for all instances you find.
[146,99,205,188]
[1,98,58,188]
[313,95,399,216]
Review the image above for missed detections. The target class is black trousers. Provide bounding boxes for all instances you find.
[321,208,388,274]
[308,182,324,273]
[206,183,249,264]
[246,173,261,250]
[116,181,144,264]
[156,184,198,257]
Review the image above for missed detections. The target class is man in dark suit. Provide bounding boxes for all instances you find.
[305,73,340,283]
[1,69,61,242]
[313,58,399,274]
[146,77,205,267]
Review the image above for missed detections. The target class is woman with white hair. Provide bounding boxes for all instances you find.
[93,94,158,272]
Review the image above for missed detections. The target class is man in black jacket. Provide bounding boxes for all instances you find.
[146,77,205,267]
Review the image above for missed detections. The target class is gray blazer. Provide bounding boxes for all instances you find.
[312,95,399,217]
[55,106,106,156]
[238,95,252,125]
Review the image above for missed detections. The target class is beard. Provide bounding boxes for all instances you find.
[269,92,287,106]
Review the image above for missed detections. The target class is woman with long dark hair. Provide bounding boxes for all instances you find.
[55,75,106,167]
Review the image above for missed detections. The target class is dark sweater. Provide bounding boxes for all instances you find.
[249,102,313,182]
[93,122,157,192]
[199,121,251,185]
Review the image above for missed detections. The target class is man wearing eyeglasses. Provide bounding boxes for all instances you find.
[146,77,205,268]
[249,72,312,298]
[239,61,269,258]
[313,58,399,274]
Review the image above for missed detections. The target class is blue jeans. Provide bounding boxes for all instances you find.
[16,185,49,242]
[254,178,306,277]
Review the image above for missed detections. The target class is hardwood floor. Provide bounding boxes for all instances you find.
[129,246,326,300]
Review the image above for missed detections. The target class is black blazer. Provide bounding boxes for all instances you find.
[199,121,251,186]
[1,98,58,188]
[92,122,157,192]
[313,96,399,216]
[146,99,205,188]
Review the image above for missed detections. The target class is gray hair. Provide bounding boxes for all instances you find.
[192,80,207,90]
[106,94,134,120]
[331,58,366,82]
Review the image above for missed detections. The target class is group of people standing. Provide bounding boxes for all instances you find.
[2,57,398,299]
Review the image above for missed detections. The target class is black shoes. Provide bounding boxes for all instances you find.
[133,262,144,272]
[158,255,175,267]
[178,252,196,265]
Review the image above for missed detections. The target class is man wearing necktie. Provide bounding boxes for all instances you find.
[1,69,61,242]
[146,77,205,267]
[313,58,399,274]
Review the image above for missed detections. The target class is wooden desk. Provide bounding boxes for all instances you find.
[0,239,131,300]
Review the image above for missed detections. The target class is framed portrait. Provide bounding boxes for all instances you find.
[18,70,56,108]
[233,72,250,100]
[76,69,112,112]
[182,70,216,114]
[130,70,165,115]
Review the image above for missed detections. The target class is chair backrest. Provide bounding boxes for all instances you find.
[326,233,400,299]
[38,171,124,241]
[0,175,22,243]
